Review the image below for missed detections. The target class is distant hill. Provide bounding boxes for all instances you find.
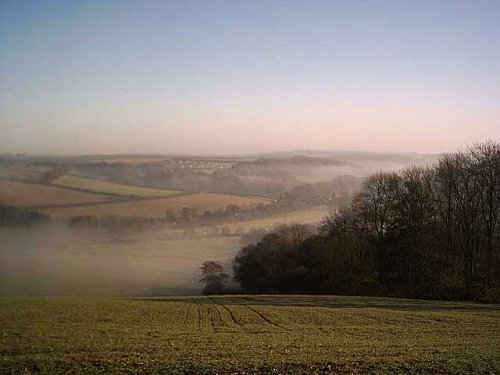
[259,150,441,165]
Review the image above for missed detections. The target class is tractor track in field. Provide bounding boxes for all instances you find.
[193,297,221,331]
[181,298,200,327]
[206,303,219,330]
[192,297,203,329]
[182,300,190,325]
[179,297,286,331]
[209,299,224,326]
[228,297,289,332]
[208,297,243,327]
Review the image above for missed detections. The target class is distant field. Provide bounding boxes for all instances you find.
[1,295,498,373]
[0,165,51,182]
[52,175,182,198]
[0,179,113,207]
[87,157,169,165]
[225,206,330,232]
[42,192,270,218]
[293,174,334,184]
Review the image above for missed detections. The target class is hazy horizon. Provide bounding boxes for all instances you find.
[1,0,499,155]
[0,147,445,158]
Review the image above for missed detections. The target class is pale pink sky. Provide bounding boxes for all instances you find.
[1,1,499,155]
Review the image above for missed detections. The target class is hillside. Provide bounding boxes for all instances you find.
[1,295,499,374]
[51,175,182,198]
[0,180,114,207]
[41,192,270,219]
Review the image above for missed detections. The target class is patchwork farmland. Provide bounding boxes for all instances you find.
[41,192,270,218]
[0,179,113,207]
[52,175,182,198]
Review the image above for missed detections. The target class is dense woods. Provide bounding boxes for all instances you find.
[233,142,500,302]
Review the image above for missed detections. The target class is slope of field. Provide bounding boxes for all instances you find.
[0,179,113,207]
[0,165,51,182]
[42,193,270,218]
[52,175,182,198]
[225,206,330,232]
[1,295,498,373]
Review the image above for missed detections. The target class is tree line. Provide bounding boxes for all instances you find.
[233,142,500,302]
[0,204,48,226]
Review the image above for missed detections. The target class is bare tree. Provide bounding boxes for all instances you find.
[470,142,500,287]
[434,154,460,280]
[443,152,482,291]
[356,172,401,241]
[200,261,229,295]
[396,166,435,294]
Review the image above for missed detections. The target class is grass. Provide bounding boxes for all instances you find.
[42,192,270,218]
[0,179,113,207]
[224,206,330,232]
[52,175,181,198]
[1,295,499,374]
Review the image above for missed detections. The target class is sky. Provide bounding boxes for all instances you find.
[1,0,499,155]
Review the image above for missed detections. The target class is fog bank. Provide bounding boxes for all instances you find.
[0,225,239,296]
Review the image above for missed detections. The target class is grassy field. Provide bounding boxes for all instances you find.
[0,295,498,374]
[52,175,182,198]
[42,192,270,218]
[225,206,330,232]
[0,180,113,207]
